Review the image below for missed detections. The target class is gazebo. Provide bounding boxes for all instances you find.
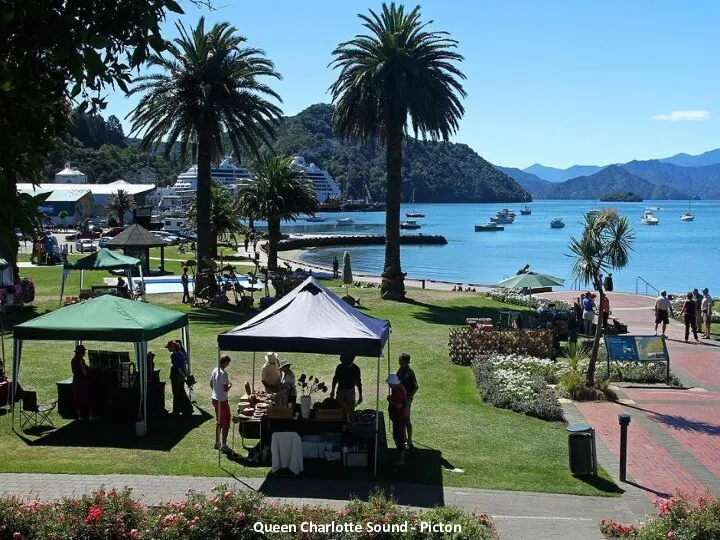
[107,224,167,273]
[11,295,191,435]
[217,276,391,474]
[59,248,143,306]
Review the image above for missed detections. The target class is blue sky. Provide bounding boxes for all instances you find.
[102,0,720,169]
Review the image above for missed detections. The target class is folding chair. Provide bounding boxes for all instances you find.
[20,391,57,430]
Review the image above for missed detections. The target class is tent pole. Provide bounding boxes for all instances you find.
[80,270,84,291]
[126,268,134,293]
[182,326,191,376]
[138,264,145,297]
[217,347,222,467]
[143,342,148,434]
[252,351,256,393]
[375,349,380,476]
[10,339,22,432]
[387,339,391,377]
[59,269,69,307]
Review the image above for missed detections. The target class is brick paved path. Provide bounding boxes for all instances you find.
[539,291,720,502]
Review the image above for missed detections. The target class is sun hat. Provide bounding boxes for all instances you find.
[265,352,279,363]
[386,374,401,386]
[279,361,292,369]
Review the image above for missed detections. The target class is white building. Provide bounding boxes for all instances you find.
[54,163,87,184]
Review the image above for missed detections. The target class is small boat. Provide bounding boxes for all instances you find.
[645,206,663,211]
[305,216,327,223]
[490,213,514,224]
[520,205,531,215]
[400,219,421,230]
[475,222,504,232]
[498,208,516,217]
[406,187,426,218]
[550,218,565,229]
[641,211,659,225]
[336,217,354,225]
[681,212,694,222]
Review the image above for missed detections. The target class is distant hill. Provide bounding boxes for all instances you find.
[523,163,603,182]
[622,160,720,199]
[600,191,643,202]
[494,166,551,197]
[269,103,530,203]
[660,148,720,168]
[543,165,688,200]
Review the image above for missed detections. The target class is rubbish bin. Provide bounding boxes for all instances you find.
[567,423,597,476]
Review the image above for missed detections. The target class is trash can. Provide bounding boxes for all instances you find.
[567,423,597,476]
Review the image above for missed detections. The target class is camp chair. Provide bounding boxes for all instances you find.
[20,391,56,430]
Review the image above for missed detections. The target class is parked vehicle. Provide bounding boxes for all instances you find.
[103,227,125,237]
[98,237,111,248]
[76,239,97,252]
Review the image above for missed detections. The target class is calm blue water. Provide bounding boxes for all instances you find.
[278,200,718,294]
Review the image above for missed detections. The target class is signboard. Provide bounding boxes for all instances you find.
[604,334,670,384]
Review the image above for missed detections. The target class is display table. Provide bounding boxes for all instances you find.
[57,369,164,421]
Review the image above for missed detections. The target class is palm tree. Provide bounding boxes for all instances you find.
[330,3,466,300]
[238,155,318,269]
[569,209,635,386]
[127,17,282,286]
[105,189,136,227]
[186,180,246,258]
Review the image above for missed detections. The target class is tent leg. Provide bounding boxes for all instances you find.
[59,270,69,307]
[80,270,84,290]
[11,339,22,432]
[143,342,148,434]
[182,326,191,376]
[252,352,256,393]
[375,352,380,476]
[217,348,222,467]
[387,339,391,377]
[139,264,145,297]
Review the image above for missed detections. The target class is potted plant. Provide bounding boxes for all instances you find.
[297,374,328,419]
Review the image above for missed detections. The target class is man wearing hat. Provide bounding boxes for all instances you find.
[166,340,192,416]
[386,373,408,467]
[396,353,418,449]
[70,344,96,421]
[280,361,297,405]
[261,352,282,393]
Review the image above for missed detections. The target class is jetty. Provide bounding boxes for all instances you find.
[277,233,447,251]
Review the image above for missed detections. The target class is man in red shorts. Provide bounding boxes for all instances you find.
[210,355,232,453]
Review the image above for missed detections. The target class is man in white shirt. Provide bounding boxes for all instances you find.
[654,290,672,337]
[210,355,232,452]
[701,288,714,339]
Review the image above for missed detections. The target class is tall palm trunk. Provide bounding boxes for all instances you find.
[267,217,280,270]
[380,124,405,300]
[195,132,213,289]
[1,173,20,282]
[587,282,605,386]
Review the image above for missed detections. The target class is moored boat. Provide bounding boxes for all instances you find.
[475,222,504,232]
[336,217,354,225]
[550,218,565,228]
[400,219,422,230]
[305,216,327,223]
[641,210,659,225]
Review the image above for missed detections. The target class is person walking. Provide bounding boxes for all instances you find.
[701,288,714,339]
[331,355,363,418]
[252,236,258,253]
[692,288,702,325]
[181,266,191,304]
[166,341,193,416]
[396,353,418,449]
[332,256,339,279]
[211,355,232,453]
[582,292,595,335]
[601,295,611,330]
[243,236,249,253]
[386,373,408,468]
[654,290,672,337]
[680,292,700,343]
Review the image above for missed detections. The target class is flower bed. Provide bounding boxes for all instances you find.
[472,354,564,421]
[0,487,497,540]
[600,493,720,539]
[449,327,556,366]
[485,289,572,312]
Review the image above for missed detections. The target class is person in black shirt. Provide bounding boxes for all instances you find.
[332,256,339,279]
[396,353,418,449]
[331,355,362,418]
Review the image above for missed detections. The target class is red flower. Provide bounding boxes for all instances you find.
[13,533,22,540]
[85,505,103,524]
[129,530,139,540]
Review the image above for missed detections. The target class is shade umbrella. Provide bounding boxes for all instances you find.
[342,251,353,294]
[497,272,565,296]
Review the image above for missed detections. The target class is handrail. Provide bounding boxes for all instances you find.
[635,276,660,297]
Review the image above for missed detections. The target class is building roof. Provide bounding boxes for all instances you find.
[43,189,92,202]
[107,224,167,248]
[56,166,86,176]
[17,180,155,197]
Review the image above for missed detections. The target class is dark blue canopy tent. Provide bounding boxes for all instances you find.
[217,276,391,474]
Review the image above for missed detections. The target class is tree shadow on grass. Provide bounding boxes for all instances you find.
[19,407,212,451]
[403,298,531,327]
[186,306,257,330]
[256,446,446,507]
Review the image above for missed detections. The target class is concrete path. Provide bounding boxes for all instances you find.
[0,472,646,540]
[538,291,720,503]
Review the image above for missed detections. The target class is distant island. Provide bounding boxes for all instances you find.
[600,191,643,202]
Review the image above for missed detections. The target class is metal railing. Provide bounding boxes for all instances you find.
[635,276,660,297]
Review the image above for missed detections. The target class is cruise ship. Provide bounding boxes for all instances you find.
[290,156,341,203]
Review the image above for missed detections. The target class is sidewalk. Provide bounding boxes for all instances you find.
[538,291,720,503]
[0,472,647,540]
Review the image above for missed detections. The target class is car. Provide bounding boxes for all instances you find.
[103,227,125,238]
[153,231,180,245]
[75,239,97,253]
[98,237,111,248]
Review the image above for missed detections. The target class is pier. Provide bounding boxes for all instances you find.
[277,233,447,251]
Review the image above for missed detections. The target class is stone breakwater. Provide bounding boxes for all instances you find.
[277,234,447,251]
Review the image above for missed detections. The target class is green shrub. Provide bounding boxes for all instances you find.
[449,328,556,366]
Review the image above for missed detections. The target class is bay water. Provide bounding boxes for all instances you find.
[276,200,719,294]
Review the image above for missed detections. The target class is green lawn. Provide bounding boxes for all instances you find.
[1,269,618,496]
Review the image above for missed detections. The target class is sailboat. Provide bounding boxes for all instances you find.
[681,180,695,221]
[406,187,425,218]
[520,194,531,215]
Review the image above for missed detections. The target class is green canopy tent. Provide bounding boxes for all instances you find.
[497,272,565,297]
[59,248,143,306]
[11,295,190,435]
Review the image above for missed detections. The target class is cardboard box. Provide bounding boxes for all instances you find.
[343,451,368,467]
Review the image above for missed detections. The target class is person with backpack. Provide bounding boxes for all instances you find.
[396,353,418,450]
